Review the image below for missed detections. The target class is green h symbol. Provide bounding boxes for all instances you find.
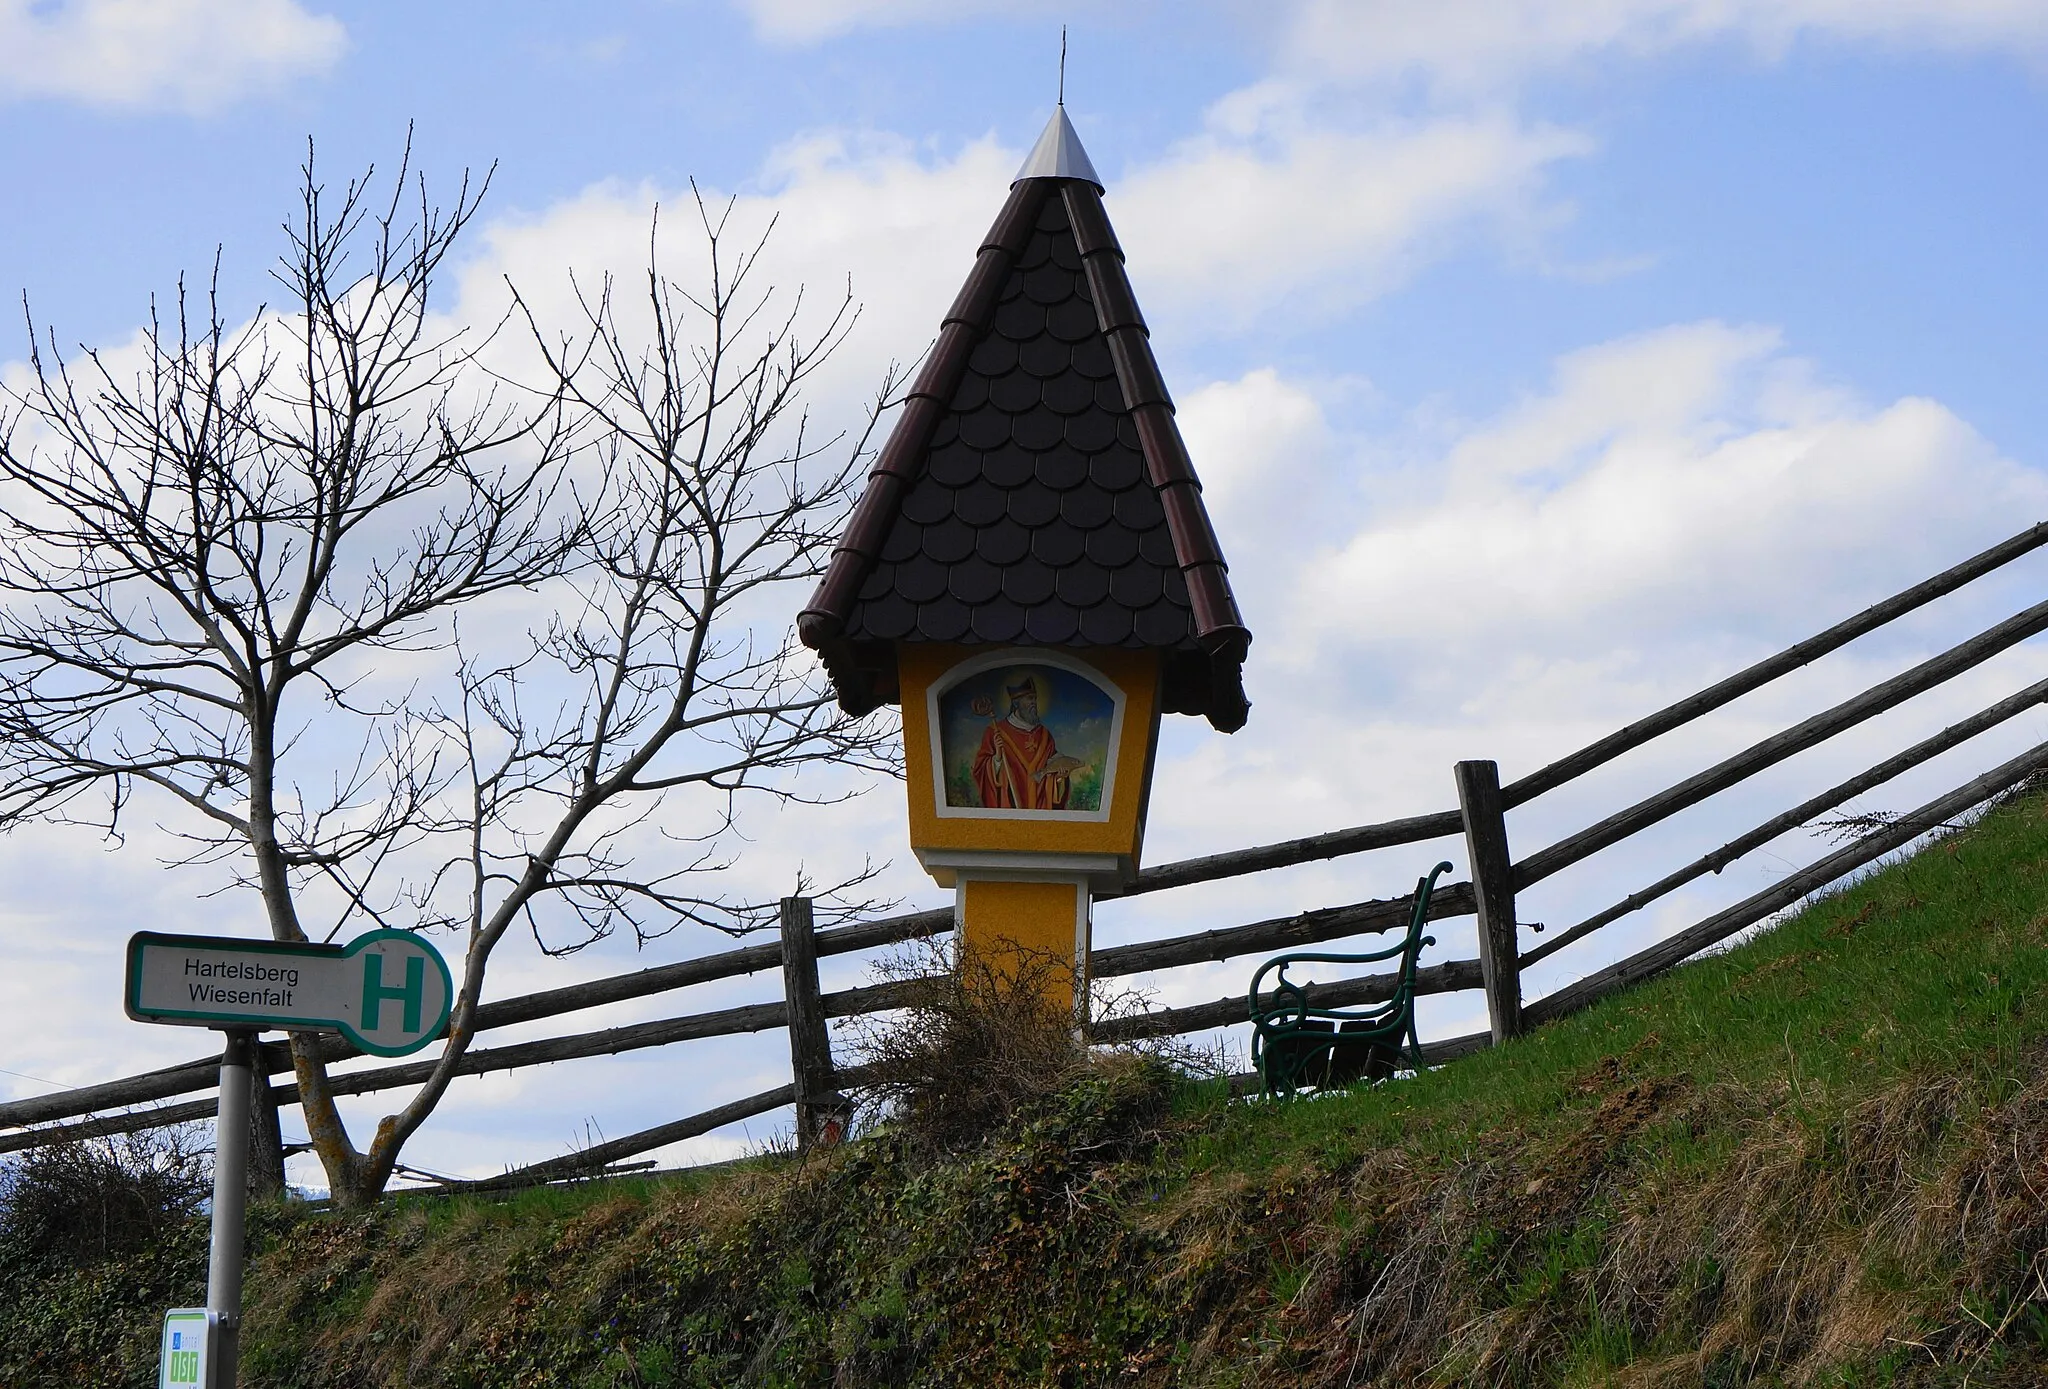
[361,952,424,1035]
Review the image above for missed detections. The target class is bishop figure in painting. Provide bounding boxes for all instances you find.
[970,674,1084,811]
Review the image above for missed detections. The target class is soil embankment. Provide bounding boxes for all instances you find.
[11,793,2048,1386]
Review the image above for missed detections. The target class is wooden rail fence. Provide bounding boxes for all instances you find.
[6,519,2048,1190]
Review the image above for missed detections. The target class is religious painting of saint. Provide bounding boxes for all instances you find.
[935,659,1119,816]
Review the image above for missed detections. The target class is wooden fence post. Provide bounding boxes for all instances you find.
[780,896,849,1149]
[1455,759,1525,1043]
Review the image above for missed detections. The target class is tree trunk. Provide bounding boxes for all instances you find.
[289,1034,377,1206]
[248,1052,287,1199]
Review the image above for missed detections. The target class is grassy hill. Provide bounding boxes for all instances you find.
[11,788,2048,1386]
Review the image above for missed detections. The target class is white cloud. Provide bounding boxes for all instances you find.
[738,0,2048,87]
[729,0,2048,340]
[1103,0,2047,325]
[466,103,1588,366]
[1175,368,1338,524]
[737,0,1046,44]
[1165,323,2038,795]
[1109,0,2048,319]
[1115,108,1589,331]
[459,131,1017,426]
[1295,322,2044,666]
[0,0,345,113]
[1283,0,2048,95]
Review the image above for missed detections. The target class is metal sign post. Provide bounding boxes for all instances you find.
[130,930,452,1389]
[206,1031,253,1389]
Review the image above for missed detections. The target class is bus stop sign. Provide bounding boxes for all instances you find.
[125,928,453,1057]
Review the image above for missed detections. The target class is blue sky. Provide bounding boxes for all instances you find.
[12,5,2043,450]
[4,0,2048,1186]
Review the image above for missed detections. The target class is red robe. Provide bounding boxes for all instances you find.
[971,719,1070,810]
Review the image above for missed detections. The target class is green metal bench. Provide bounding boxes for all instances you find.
[1248,860,1453,1100]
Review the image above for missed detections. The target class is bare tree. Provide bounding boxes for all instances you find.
[0,145,895,1206]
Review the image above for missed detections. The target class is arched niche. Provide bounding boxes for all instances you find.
[926,649,1127,824]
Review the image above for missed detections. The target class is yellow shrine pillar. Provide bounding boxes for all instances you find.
[897,645,1162,1017]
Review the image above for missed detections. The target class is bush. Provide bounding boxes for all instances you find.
[840,937,1215,1153]
[0,1125,211,1270]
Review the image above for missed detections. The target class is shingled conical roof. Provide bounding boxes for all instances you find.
[798,109,1250,732]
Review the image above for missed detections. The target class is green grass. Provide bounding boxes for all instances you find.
[14,790,2048,1386]
[1189,799,2048,1169]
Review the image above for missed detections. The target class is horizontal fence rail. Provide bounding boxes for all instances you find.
[1515,592,2048,889]
[0,889,1479,1154]
[1092,957,1487,1044]
[1521,675,2048,969]
[1091,882,1475,978]
[0,887,1476,1133]
[1499,518,2048,808]
[9,517,2048,1191]
[1527,738,2048,1023]
[1121,810,1466,894]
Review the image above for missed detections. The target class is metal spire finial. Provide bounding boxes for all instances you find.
[1011,104,1103,189]
[1013,31,1103,191]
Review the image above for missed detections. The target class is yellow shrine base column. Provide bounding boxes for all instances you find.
[896,644,1162,1028]
[956,874,1091,1021]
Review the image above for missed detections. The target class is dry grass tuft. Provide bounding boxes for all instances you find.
[1190,1053,2048,1387]
[839,935,1211,1154]
[838,939,1088,1152]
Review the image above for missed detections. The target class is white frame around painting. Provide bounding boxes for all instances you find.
[926,647,1127,824]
